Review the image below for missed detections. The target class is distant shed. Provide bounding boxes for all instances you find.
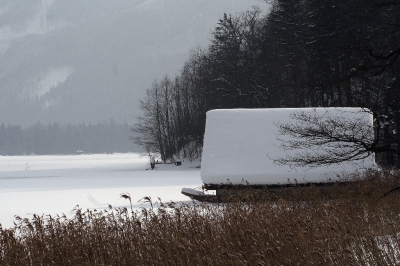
[201,108,376,188]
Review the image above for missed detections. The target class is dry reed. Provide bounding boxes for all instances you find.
[1,170,400,265]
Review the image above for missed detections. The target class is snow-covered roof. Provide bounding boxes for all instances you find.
[201,108,376,186]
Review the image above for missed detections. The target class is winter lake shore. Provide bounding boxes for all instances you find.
[0,153,202,228]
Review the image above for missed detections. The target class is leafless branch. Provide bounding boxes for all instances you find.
[274,109,375,168]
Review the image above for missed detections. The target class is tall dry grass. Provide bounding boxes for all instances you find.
[1,170,400,265]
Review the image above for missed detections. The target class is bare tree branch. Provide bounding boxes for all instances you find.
[274,108,375,168]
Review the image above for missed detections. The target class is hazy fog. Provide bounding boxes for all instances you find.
[0,0,268,126]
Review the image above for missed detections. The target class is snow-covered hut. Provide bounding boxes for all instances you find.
[200,108,376,190]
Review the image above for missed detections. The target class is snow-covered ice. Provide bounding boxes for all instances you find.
[201,108,376,186]
[0,153,202,228]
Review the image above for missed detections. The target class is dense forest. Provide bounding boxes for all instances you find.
[133,0,400,167]
[0,121,136,155]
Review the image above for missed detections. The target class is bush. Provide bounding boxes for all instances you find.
[1,170,400,265]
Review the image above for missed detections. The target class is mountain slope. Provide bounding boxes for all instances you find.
[0,0,267,126]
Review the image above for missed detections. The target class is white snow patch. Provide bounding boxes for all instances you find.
[0,0,65,41]
[201,108,376,186]
[35,67,73,97]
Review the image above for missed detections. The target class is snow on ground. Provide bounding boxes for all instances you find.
[0,153,202,229]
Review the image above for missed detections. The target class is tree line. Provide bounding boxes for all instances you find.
[0,121,137,155]
[133,0,400,167]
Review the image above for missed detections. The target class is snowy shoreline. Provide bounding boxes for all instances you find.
[0,153,202,228]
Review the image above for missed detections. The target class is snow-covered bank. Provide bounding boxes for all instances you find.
[0,153,202,228]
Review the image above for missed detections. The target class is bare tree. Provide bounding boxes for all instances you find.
[274,108,377,168]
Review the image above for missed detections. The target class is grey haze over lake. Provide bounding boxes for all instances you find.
[0,0,267,126]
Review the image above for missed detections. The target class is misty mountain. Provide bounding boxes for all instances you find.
[0,0,266,126]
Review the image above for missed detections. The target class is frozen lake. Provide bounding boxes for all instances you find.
[0,153,202,228]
